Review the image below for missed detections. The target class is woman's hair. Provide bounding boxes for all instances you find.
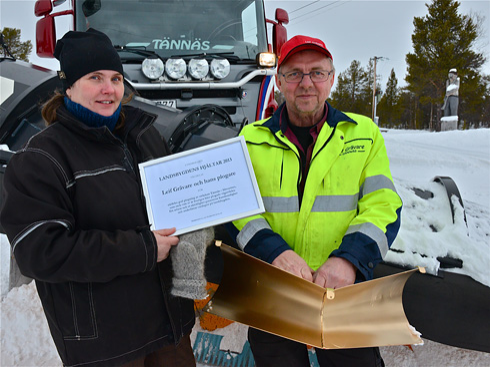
[41,90,133,132]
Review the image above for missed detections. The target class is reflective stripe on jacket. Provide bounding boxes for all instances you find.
[231,102,402,280]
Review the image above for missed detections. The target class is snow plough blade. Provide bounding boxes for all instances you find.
[203,242,423,349]
[375,262,490,353]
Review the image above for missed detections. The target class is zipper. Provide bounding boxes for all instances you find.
[274,131,302,206]
[121,143,135,174]
[311,125,337,164]
[120,120,181,341]
[122,140,154,230]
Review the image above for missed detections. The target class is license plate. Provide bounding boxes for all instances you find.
[156,100,177,108]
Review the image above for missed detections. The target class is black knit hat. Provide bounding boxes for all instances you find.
[54,28,123,92]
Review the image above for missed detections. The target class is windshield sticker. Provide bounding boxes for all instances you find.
[151,38,211,51]
[126,42,151,48]
[212,45,234,50]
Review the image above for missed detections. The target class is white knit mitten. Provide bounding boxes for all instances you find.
[171,227,214,300]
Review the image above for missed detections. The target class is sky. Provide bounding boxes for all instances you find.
[1,127,490,365]
[0,0,489,90]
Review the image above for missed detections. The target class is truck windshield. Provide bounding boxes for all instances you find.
[75,0,268,61]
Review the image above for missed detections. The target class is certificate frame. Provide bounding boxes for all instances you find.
[139,136,265,236]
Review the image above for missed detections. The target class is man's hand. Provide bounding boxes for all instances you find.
[313,257,356,289]
[272,250,314,281]
[152,228,179,262]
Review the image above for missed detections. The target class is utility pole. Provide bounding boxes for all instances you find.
[371,56,386,122]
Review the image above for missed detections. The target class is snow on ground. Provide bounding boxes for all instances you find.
[1,128,489,366]
[384,129,490,285]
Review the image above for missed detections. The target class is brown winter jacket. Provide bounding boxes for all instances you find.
[0,105,195,367]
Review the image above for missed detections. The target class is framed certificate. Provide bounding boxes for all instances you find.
[139,136,265,235]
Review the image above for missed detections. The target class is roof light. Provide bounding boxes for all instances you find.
[210,58,230,79]
[142,57,164,80]
[165,58,187,80]
[188,58,209,80]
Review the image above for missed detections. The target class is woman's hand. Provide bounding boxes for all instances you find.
[152,228,179,262]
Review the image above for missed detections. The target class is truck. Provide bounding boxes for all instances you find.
[2,0,290,154]
[33,0,290,129]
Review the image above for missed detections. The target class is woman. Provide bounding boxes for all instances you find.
[0,29,196,366]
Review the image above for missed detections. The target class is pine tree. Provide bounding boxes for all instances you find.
[405,0,486,128]
[378,69,401,127]
[481,75,490,128]
[397,88,425,129]
[330,71,350,111]
[1,27,32,62]
[330,60,370,115]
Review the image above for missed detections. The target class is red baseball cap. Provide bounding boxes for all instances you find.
[278,35,333,69]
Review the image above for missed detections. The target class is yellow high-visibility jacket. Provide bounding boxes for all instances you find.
[230,102,402,280]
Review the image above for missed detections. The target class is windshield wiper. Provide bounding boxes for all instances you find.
[168,52,240,61]
[113,45,160,59]
[113,47,242,62]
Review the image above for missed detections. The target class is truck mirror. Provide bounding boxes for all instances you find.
[275,8,289,25]
[272,23,287,57]
[34,0,53,17]
[273,8,289,57]
[36,16,56,58]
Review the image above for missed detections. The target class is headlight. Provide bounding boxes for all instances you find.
[258,52,276,68]
[165,58,187,79]
[188,58,209,80]
[210,58,230,79]
[142,57,164,79]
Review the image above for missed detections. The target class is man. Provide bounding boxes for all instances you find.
[228,35,402,366]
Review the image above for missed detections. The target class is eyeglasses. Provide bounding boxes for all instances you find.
[281,70,334,83]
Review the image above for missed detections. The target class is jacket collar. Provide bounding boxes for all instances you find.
[261,101,356,133]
